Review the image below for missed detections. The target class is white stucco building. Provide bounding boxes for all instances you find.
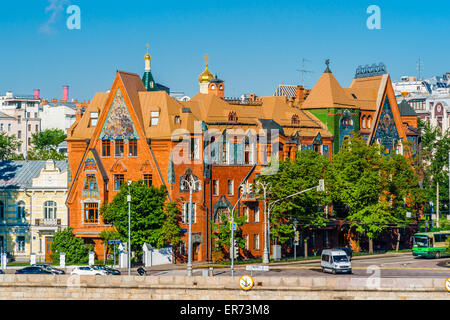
[40,102,77,133]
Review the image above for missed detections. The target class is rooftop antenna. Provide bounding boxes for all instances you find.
[417,57,424,80]
[296,58,314,86]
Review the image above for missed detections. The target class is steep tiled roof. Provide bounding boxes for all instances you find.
[301,72,357,109]
[398,100,417,117]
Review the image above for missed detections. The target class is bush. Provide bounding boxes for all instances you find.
[51,227,93,264]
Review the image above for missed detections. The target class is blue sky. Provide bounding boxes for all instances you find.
[0,0,449,101]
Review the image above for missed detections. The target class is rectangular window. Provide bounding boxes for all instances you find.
[253,234,260,250]
[34,112,37,118]
[84,175,97,191]
[243,207,249,222]
[102,140,111,157]
[244,234,249,250]
[227,180,234,196]
[84,203,99,223]
[254,207,260,222]
[143,174,152,187]
[114,174,124,190]
[213,180,219,196]
[35,124,38,132]
[151,111,159,126]
[90,112,98,127]
[115,139,124,157]
[28,124,31,131]
[190,138,200,160]
[129,139,138,157]
[17,130,21,139]
[17,236,25,252]
[18,115,21,124]
[183,202,196,224]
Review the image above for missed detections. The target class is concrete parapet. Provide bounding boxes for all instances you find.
[0,275,447,300]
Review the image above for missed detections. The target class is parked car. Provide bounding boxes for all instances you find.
[92,265,121,275]
[0,269,4,274]
[15,266,55,274]
[321,249,352,274]
[338,247,353,260]
[32,264,65,274]
[71,266,108,276]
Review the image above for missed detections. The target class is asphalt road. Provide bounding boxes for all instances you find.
[149,255,450,279]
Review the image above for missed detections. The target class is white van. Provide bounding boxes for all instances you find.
[321,249,352,274]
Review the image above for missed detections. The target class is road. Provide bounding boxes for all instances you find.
[148,255,450,279]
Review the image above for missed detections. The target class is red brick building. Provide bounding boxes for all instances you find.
[66,52,334,261]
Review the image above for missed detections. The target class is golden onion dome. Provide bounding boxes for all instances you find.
[145,44,151,60]
[198,65,214,83]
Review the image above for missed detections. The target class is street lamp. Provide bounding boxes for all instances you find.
[229,184,248,277]
[266,180,325,261]
[127,180,132,276]
[181,174,201,276]
[256,181,271,264]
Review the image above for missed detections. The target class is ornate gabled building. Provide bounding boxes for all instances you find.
[301,62,419,157]
[66,50,334,261]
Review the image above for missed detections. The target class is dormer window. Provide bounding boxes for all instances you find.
[174,115,180,124]
[291,114,300,125]
[90,112,98,126]
[151,111,159,126]
[211,85,216,90]
[228,111,238,122]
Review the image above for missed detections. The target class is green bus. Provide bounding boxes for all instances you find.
[412,231,450,258]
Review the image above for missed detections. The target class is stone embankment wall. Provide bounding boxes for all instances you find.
[0,275,448,300]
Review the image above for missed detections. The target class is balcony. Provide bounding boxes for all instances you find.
[35,219,61,227]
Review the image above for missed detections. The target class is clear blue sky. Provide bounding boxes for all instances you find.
[0,0,449,101]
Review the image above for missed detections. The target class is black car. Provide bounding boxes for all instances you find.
[31,264,65,274]
[92,265,121,275]
[15,266,55,274]
[338,247,353,260]
[0,269,4,274]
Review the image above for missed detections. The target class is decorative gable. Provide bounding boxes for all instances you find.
[84,151,97,171]
[371,96,400,153]
[100,89,139,140]
[110,159,127,173]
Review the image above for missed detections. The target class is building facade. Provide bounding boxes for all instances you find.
[0,160,68,262]
[66,51,334,261]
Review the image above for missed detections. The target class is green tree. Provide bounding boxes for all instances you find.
[0,132,22,160]
[100,182,168,261]
[157,202,183,249]
[326,134,391,253]
[31,129,67,150]
[28,129,68,160]
[27,148,67,160]
[255,150,330,257]
[51,227,92,264]
[419,119,450,224]
[385,151,424,251]
[210,210,247,259]
[99,229,121,261]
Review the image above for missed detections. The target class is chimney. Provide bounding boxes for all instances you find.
[34,89,40,100]
[63,85,69,101]
[249,93,256,101]
[296,85,305,101]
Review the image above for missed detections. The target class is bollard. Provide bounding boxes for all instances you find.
[209,267,214,277]
[202,269,208,277]
[1,253,6,270]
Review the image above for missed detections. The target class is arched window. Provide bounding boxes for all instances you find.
[17,201,26,219]
[361,115,366,129]
[291,114,300,125]
[228,111,238,122]
[44,201,57,220]
[367,116,372,129]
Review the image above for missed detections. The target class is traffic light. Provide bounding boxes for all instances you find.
[295,231,300,242]
[230,240,239,259]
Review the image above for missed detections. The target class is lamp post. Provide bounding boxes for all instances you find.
[181,174,201,276]
[256,181,271,264]
[229,184,248,277]
[127,181,132,276]
[266,180,325,259]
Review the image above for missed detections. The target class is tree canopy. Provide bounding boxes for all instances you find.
[0,132,22,160]
[28,129,67,160]
[100,182,175,260]
[51,227,92,264]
